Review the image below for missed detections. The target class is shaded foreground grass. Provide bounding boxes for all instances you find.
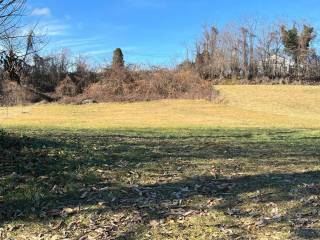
[0,127,320,239]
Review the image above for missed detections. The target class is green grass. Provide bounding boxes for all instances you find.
[1,127,320,239]
[1,85,320,239]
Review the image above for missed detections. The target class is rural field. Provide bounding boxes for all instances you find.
[1,85,320,239]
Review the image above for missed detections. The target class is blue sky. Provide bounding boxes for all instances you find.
[27,0,320,66]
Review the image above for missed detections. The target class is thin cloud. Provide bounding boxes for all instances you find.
[85,49,114,57]
[86,47,136,55]
[31,7,51,16]
[55,37,106,49]
[36,20,70,36]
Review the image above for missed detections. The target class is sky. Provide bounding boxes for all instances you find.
[26,0,320,66]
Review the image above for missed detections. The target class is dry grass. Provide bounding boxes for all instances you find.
[1,85,320,129]
[1,85,320,239]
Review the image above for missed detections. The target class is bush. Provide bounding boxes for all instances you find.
[78,68,218,102]
[0,81,42,105]
[55,75,78,97]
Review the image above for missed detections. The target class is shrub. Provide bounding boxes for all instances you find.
[55,75,78,97]
[79,68,218,102]
[0,80,42,105]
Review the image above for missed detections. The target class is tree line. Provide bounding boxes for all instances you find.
[182,20,319,83]
[0,1,320,105]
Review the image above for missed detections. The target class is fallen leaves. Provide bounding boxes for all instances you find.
[149,219,160,228]
[7,224,24,232]
[80,191,88,199]
[50,184,64,195]
[169,208,195,217]
[62,207,77,216]
[2,129,320,240]
[50,220,64,230]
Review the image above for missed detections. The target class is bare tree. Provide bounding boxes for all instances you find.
[0,30,37,85]
[0,0,26,38]
[248,32,255,79]
[241,27,248,79]
[0,0,26,95]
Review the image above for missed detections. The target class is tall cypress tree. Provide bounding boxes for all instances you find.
[112,48,125,69]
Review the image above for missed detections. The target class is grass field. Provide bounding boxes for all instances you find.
[1,85,320,239]
[2,85,320,129]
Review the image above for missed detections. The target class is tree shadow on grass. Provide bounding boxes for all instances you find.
[0,128,319,239]
[111,170,320,239]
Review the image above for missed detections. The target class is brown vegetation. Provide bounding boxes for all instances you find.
[59,68,216,104]
[1,11,320,106]
[55,75,78,97]
[0,81,46,105]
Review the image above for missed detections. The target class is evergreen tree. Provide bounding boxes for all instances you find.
[112,48,125,69]
[300,25,315,58]
[280,25,315,63]
[280,25,299,63]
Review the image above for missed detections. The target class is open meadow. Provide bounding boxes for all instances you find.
[1,85,320,239]
[2,85,320,129]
